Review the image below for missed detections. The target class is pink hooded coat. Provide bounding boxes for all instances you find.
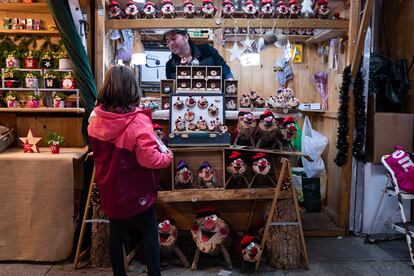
[88,106,172,219]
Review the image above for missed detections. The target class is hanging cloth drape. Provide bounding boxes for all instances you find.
[46,0,97,145]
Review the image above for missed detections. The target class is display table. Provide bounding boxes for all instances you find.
[0,147,86,261]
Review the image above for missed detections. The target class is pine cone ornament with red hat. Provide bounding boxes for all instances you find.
[158,217,190,267]
[316,0,330,19]
[153,123,168,144]
[191,206,230,254]
[198,161,218,188]
[226,151,247,176]
[260,0,274,18]
[161,0,176,18]
[222,0,236,18]
[183,0,196,18]
[280,116,297,146]
[240,94,252,108]
[125,1,139,19]
[275,0,289,18]
[158,217,178,250]
[143,1,157,18]
[108,1,125,19]
[288,0,300,18]
[175,160,193,189]
[200,0,217,18]
[242,0,258,18]
[255,110,281,149]
[252,152,271,176]
[233,111,256,147]
[240,235,263,262]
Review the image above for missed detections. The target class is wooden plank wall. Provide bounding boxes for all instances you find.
[381,0,414,113]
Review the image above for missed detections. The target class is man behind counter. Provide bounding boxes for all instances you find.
[164,29,234,80]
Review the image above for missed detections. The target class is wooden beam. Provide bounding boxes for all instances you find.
[0,3,50,13]
[351,0,374,77]
[95,0,105,91]
[106,18,349,30]
[158,188,290,202]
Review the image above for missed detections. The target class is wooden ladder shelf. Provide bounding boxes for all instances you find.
[255,158,310,271]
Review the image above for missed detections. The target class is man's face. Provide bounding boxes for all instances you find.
[165,33,188,55]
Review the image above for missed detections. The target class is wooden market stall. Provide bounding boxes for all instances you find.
[94,0,367,237]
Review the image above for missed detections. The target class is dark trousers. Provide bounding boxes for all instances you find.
[109,205,160,276]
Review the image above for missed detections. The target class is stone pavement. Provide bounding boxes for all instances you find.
[0,236,413,276]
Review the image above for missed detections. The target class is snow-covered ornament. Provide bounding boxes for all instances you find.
[301,0,314,18]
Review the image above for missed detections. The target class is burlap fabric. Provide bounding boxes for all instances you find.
[0,147,85,261]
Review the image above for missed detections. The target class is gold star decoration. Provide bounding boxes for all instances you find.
[19,129,42,153]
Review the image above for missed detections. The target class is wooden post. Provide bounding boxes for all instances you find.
[341,0,373,230]
[95,0,105,90]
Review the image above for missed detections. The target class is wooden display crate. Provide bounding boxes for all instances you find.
[170,147,225,190]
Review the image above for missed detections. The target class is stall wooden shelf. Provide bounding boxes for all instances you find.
[0,30,59,35]
[158,188,290,202]
[106,18,349,30]
[0,3,49,13]
[0,107,85,114]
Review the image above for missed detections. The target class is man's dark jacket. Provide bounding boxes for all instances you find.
[165,43,233,80]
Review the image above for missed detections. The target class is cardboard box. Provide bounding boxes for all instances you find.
[366,112,414,163]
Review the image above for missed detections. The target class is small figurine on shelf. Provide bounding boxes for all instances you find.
[143,1,157,18]
[185,95,196,107]
[260,0,274,18]
[255,110,281,149]
[45,131,65,154]
[208,103,219,117]
[266,95,277,109]
[53,92,67,108]
[190,206,232,270]
[288,0,300,18]
[184,109,195,121]
[225,151,249,188]
[222,0,236,18]
[198,161,218,188]
[240,235,263,263]
[316,0,330,19]
[161,0,176,18]
[248,89,258,103]
[175,160,193,189]
[43,70,60,88]
[208,120,217,131]
[240,94,252,108]
[275,0,289,18]
[242,0,258,18]
[196,116,208,131]
[279,116,297,149]
[125,1,140,19]
[153,124,168,145]
[40,52,54,69]
[62,72,76,89]
[158,217,190,268]
[225,99,237,111]
[301,0,315,18]
[174,116,186,131]
[55,48,72,70]
[22,50,39,69]
[24,72,40,88]
[253,96,265,108]
[108,1,125,19]
[173,97,185,110]
[234,111,256,147]
[197,96,209,109]
[5,91,19,108]
[183,0,196,18]
[27,93,40,108]
[249,152,275,188]
[200,0,217,18]
[225,83,237,94]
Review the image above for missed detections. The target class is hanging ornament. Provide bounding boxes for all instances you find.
[227,41,243,61]
[256,23,266,52]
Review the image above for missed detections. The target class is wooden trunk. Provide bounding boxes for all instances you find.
[265,200,300,269]
[91,193,111,267]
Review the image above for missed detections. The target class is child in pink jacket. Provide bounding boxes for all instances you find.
[88,65,172,276]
